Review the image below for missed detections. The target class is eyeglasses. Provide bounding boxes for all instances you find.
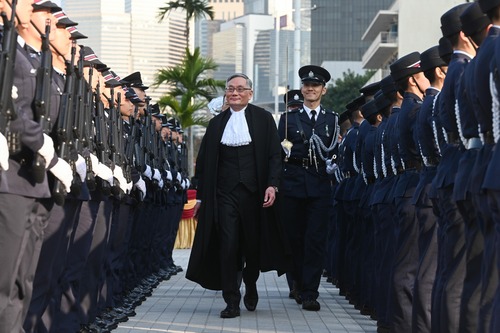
[225,86,252,93]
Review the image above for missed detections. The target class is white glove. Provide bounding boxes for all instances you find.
[0,132,9,171]
[75,154,87,182]
[125,180,133,194]
[95,162,114,185]
[166,170,173,181]
[176,172,182,182]
[143,164,152,180]
[153,168,162,183]
[134,176,146,197]
[181,179,187,190]
[113,165,128,193]
[38,133,55,167]
[158,178,164,189]
[326,159,338,175]
[185,178,190,189]
[89,153,99,172]
[48,158,73,193]
[12,85,18,100]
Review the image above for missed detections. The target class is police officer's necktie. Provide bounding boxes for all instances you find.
[311,109,317,125]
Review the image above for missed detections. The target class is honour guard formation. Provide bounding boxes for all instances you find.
[0,1,189,332]
[2,0,500,333]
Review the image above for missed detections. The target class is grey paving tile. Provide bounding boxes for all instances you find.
[117,249,378,333]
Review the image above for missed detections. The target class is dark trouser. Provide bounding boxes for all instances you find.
[373,203,396,330]
[217,184,260,305]
[391,194,418,333]
[433,186,466,333]
[0,194,46,333]
[412,201,438,333]
[486,189,500,333]
[457,195,483,333]
[24,198,81,333]
[334,200,349,293]
[283,194,330,301]
[54,199,99,332]
[78,198,113,324]
[471,191,497,333]
[343,200,362,305]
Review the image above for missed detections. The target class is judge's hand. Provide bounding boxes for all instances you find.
[193,201,201,217]
[263,186,276,208]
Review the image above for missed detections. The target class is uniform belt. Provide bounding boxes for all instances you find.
[403,159,423,171]
[465,137,482,150]
[447,132,461,145]
[286,157,325,168]
[482,131,495,145]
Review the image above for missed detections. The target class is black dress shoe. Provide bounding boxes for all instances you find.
[302,299,321,311]
[288,291,294,299]
[243,284,258,311]
[220,304,240,318]
[290,289,302,304]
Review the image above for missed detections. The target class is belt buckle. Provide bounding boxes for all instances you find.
[466,137,482,150]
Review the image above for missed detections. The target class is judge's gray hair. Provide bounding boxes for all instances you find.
[226,73,253,89]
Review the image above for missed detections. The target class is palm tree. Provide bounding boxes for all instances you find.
[154,47,224,124]
[157,0,215,43]
[154,47,225,175]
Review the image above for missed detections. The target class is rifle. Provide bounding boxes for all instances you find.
[94,82,111,196]
[83,65,96,191]
[108,89,122,197]
[52,42,77,205]
[32,20,52,183]
[0,0,20,154]
[68,46,87,195]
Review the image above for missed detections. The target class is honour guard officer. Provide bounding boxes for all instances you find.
[336,96,364,306]
[0,1,74,332]
[358,97,384,318]
[370,76,402,333]
[412,45,447,333]
[350,83,378,312]
[474,2,500,331]
[278,65,339,311]
[455,5,491,332]
[389,51,430,333]
[433,5,475,333]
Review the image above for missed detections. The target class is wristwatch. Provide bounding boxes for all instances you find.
[272,186,279,193]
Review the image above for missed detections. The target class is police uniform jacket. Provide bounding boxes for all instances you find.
[278,106,338,198]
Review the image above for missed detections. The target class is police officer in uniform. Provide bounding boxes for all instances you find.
[278,65,339,311]
[389,51,430,332]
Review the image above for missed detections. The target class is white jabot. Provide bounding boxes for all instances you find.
[220,107,252,147]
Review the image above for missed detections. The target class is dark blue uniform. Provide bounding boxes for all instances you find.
[278,106,338,303]
[412,87,441,333]
[434,51,471,333]
[390,92,422,333]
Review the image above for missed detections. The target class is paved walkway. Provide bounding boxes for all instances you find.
[115,249,378,333]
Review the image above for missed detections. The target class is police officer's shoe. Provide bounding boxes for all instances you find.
[243,284,258,311]
[302,299,321,311]
[220,304,240,318]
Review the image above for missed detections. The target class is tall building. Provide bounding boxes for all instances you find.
[60,0,186,102]
[361,0,466,82]
[311,0,395,65]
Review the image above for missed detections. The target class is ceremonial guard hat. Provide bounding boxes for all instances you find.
[299,65,331,85]
[390,51,423,82]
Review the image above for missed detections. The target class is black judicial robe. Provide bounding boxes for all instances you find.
[186,104,291,290]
